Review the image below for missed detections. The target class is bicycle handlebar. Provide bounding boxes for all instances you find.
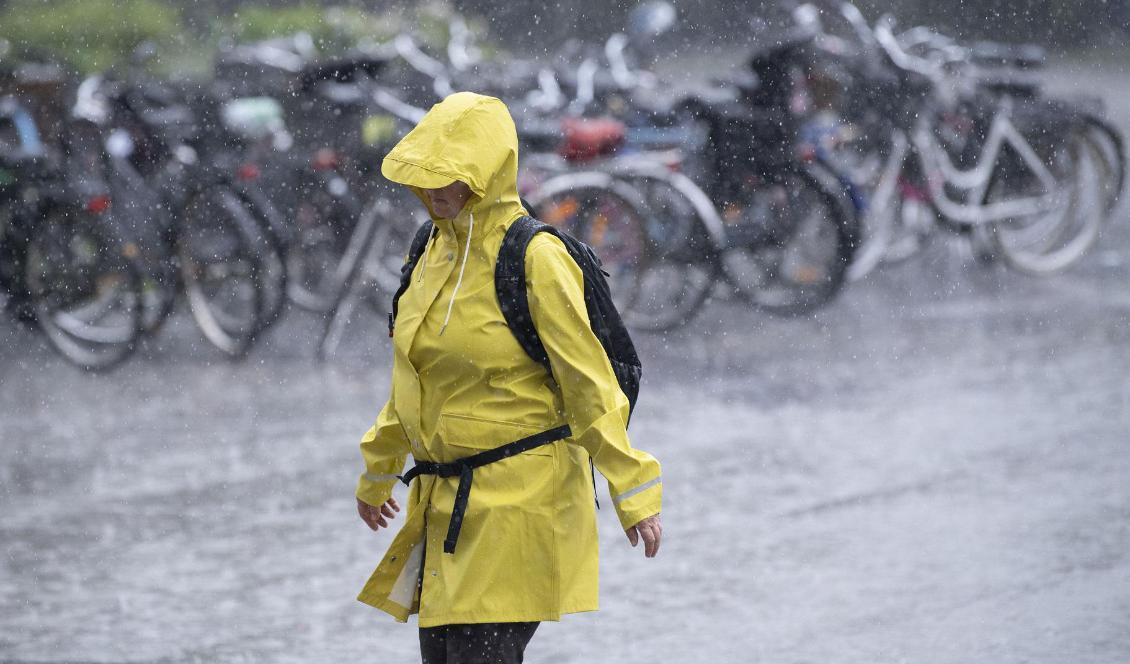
[447,17,480,72]
[371,87,426,124]
[873,18,944,85]
[394,34,446,80]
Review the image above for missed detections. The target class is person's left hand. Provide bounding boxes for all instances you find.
[625,513,662,558]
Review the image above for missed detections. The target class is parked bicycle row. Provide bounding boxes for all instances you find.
[1,1,1123,371]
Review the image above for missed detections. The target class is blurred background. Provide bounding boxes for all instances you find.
[1,1,1128,663]
[1,0,1129,71]
[0,0,1125,74]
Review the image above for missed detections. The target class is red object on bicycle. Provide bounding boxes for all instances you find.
[85,194,111,215]
[312,148,340,171]
[237,163,261,181]
[559,117,625,163]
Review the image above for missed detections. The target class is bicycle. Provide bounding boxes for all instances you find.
[520,119,725,331]
[864,15,1105,276]
[813,4,1109,277]
[73,71,275,357]
[1,96,144,371]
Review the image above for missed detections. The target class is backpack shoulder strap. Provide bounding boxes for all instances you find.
[496,215,642,418]
[388,219,435,337]
[495,216,554,373]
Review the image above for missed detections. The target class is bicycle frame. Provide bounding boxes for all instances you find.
[867,17,1067,229]
[913,99,1063,226]
[867,99,1065,232]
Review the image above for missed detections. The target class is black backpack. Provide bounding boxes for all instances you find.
[388,216,642,418]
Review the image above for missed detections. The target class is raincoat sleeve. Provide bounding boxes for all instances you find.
[525,236,662,530]
[355,399,411,507]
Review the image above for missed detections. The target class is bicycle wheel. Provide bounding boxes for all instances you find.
[230,184,288,334]
[24,205,144,371]
[990,125,1105,275]
[177,185,265,357]
[620,173,721,332]
[285,168,360,313]
[527,173,649,314]
[1082,115,1125,216]
[362,203,428,305]
[319,197,401,359]
[722,163,856,316]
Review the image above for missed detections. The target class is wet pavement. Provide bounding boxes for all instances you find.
[2,60,1130,663]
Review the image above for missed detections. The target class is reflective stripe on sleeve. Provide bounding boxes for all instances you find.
[612,476,662,504]
[364,473,401,483]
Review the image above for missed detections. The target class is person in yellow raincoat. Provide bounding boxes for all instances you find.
[354,91,663,663]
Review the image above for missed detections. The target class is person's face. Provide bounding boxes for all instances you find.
[423,181,474,219]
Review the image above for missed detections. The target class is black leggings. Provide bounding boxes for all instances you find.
[419,622,539,664]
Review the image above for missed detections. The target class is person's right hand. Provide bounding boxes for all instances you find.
[357,496,400,531]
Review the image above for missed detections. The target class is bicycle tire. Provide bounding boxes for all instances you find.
[285,167,362,313]
[359,203,429,317]
[990,124,1105,275]
[24,204,144,371]
[177,184,266,358]
[526,172,651,318]
[1081,114,1125,215]
[318,196,394,359]
[232,183,289,333]
[617,172,722,332]
[723,162,856,316]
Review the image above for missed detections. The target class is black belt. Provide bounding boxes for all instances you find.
[399,424,572,554]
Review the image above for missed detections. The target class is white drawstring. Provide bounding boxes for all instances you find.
[439,211,473,336]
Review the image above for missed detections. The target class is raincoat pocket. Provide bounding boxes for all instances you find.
[439,412,558,457]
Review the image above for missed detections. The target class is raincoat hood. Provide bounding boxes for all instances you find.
[381,91,527,227]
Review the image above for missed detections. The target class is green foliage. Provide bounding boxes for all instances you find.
[0,0,182,73]
[0,0,409,74]
[322,6,401,46]
[0,0,497,75]
[223,3,400,54]
[414,1,457,51]
[229,4,328,43]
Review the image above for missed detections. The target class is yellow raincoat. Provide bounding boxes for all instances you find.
[354,92,662,627]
